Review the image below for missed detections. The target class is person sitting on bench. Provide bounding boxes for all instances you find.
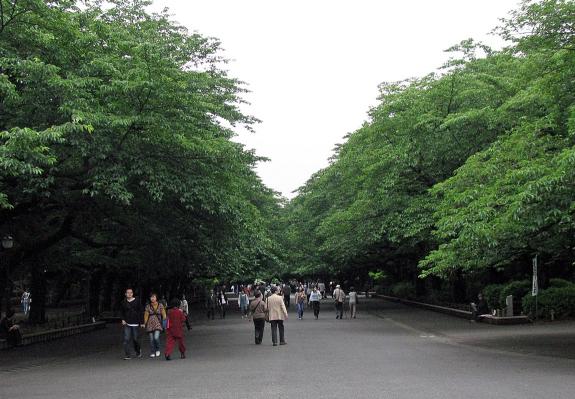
[471,293,490,321]
[0,309,22,347]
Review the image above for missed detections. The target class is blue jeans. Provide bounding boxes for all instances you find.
[149,330,161,353]
[123,325,141,356]
[296,302,304,318]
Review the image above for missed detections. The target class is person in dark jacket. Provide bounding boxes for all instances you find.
[120,288,143,360]
[0,309,22,347]
[165,299,186,360]
[217,289,228,319]
[249,291,268,345]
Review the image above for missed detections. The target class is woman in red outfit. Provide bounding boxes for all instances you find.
[165,298,186,360]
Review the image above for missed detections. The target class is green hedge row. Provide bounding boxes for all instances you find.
[483,279,575,319]
[522,286,575,319]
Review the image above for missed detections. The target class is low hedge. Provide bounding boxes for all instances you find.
[482,284,505,310]
[391,282,416,300]
[549,278,575,288]
[522,286,575,319]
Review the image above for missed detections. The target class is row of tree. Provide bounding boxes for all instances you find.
[280,0,575,301]
[0,0,286,322]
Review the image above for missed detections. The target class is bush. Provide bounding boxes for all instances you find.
[391,281,416,299]
[500,280,531,314]
[549,278,574,288]
[500,280,531,303]
[482,284,505,310]
[522,286,575,319]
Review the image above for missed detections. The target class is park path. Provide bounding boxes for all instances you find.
[1,299,574,399]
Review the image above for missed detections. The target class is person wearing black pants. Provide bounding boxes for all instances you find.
[267,286,288,346]
[270,320,285,346]
[282,284,291,309]
[120,288,143,360]
[249,291,267,344]
[309,287,322,319]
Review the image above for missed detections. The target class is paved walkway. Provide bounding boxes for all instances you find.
[1,299,574,399]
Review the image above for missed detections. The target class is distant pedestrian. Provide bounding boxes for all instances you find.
[218,289,229,319]
[159,295,168,309]
[309,286,322,319]
[283,284,291,309]
[333,285,345,319]
[143,293,166,358]
[165,299,186,360]
[238,288,249,318]
[20,290,31,316]
[318,282,326,299]
[0,309,22,347]
[295,288,307,320]
[249,291,267,344]
[348,287,358,319]
[266,286,288,346]
[206,291,217,320]
[305,284,312,307]
[180,294,191,330]
[120,288,143,360]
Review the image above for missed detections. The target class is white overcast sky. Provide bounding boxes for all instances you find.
[151,0,520,198]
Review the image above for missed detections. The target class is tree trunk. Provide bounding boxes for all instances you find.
[87,269,103,317]
[28,262,47,324]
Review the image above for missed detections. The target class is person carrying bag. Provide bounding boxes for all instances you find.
[249,291,268,345]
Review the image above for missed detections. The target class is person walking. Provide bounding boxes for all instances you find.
[295,288,307,320]
[120,288,143,360]
[249,291,267,344]
[266,286,288,346]
[143,293,166,358]
[206,290,217,320]
[180,294,191,330]
[309,286,322,319]
[282,283,291,309]
[165,298,186,360]
[318,282,326,299]
[333,284,345,319]
[348,287,358,319]
[20,289,31,316]
[218,289,228,319]
[238,288,249,318]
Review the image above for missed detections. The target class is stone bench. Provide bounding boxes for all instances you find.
[480,315,530,325]
[0,321,106,350]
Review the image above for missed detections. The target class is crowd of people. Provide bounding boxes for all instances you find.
[2,280,359,357]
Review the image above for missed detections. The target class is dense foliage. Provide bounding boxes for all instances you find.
[282,0,575,301]
[0,0,285,321]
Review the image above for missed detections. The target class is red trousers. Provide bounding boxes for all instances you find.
[165,334,186,356]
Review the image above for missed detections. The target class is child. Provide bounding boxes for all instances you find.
[165,298,186,360]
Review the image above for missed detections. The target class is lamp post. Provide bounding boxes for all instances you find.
[1,235,14,314]
[2,235,14,250]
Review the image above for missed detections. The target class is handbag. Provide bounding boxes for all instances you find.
[264,298,271,323]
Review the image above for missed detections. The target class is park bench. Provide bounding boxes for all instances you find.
[0,321,106,350]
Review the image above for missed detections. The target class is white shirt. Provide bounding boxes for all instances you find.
[348,292,358,304]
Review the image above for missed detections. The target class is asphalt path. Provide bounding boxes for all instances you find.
[1,299,574,399]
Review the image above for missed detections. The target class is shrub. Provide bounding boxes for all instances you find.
[500,280,531,314]
[391,281,416,299]
[522,286,575,319]
[549,278,574,288]
[482,284,505,310]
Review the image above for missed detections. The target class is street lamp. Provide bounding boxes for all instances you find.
[1,235,14,249]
